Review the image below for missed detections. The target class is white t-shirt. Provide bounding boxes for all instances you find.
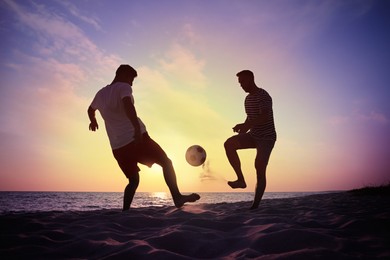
[90,82,147,150]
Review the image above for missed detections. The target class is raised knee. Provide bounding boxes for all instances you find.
[224,140,230,149]
[224,138,236,150]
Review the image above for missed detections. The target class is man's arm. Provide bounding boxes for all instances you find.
[88,106,99,131]
[233,117,249,133]
[233,109,270,134]
[122,96,142,143]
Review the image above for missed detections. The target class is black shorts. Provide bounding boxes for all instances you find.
[226,133,275,166]
[112,133,168,178]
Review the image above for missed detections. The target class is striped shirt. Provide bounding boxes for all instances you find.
[245,88,277,141]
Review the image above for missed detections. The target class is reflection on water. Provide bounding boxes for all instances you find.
[0,191,328,213]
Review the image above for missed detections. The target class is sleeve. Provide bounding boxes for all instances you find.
[90,93,99,110]
[119,84,132,100]
[259,92,272,113]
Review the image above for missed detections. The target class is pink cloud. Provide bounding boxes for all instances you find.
[356,111,389,125]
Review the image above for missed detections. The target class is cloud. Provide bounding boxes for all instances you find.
[137,64,223,137]
[328,111,390,126]
[328,96,389,127]
[135,40,228,143]
[356,111,389,125]
[4,0,121,71]
[178,23,201,46]
[1,54,87,137]
[2,0,122,92]
[56,0,102,31]
[0,1,124,142]
[233,0,375,53]
[328,110,389,127]
[328,115,350,126]
[159,43,207,89]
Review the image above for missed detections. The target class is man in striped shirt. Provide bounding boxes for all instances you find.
[224,70,276,210]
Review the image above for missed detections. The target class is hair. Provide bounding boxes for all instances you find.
[115,64,137,78]
[236,70,254,80]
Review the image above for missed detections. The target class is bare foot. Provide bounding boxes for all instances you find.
[228,180,247,189]
[174,193,200,208]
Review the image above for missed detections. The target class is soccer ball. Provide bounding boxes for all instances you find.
[185,145,206,167]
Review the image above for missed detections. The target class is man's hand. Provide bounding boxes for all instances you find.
[89,121,99,131]
[88,106,99,132]
[233,122,250,134]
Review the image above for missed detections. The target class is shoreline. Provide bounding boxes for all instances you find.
[0,191,333,213]
[1,192,389,259]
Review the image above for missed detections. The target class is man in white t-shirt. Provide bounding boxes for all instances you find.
[88,65,200,211]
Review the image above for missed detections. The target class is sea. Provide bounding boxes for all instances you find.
[0,191,328,214]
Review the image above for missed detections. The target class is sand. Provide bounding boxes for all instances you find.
[1,192,389,259]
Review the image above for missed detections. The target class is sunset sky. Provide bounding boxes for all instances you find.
[1,0,389,193]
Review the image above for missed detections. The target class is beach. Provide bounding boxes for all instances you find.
[1,192,389,259]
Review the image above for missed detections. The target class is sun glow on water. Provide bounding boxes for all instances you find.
[151,192,168,200]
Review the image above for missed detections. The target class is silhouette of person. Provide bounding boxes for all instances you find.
[88,64,200,211]
[224,70,276,210]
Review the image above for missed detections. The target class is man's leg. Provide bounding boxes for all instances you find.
[113,142,140,211]
[250,140,275,209]
[160,157,180,198]
[224,134,256,189]
[158,157,200,207]
[141,135,200,208]
[123,172,139,211]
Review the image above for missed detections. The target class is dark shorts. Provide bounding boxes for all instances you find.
[226,133,275,166]
[112,133,168,178]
